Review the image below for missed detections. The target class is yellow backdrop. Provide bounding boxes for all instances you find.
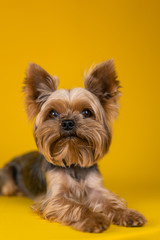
[0,0,160,239]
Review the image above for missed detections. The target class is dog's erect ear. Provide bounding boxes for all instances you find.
[24,63,59,120]
[84,59,120,100]
[84,59,121,122]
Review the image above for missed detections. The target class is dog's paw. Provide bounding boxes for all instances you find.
[72,212,110,233]
[113,208,147,227]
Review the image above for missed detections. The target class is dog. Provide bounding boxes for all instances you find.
[0,60,147,233]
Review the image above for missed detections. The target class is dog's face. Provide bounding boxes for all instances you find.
[24,60,120,167]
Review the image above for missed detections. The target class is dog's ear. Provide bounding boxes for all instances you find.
[84,59,121,122]
[24,63,59,120]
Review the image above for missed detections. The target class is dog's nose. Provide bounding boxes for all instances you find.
[61,120,75,131]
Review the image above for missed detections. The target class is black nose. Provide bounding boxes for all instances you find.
[61,120,75,131]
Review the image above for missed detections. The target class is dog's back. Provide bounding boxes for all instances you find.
[0,152,50,198]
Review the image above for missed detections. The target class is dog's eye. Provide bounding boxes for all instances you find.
[82,109,92,118]
[49,110,59,119]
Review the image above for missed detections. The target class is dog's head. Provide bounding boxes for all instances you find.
[24,60,120,167]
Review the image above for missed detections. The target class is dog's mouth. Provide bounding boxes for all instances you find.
[60,130,83,140]
[63,133,77,139]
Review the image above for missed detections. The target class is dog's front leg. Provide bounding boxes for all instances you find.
[32,169,110,233]
[85,170,147,228]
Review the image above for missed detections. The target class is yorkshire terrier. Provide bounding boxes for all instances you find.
[0,60,146,233]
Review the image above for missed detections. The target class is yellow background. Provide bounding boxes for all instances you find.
[0,0,160,239]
